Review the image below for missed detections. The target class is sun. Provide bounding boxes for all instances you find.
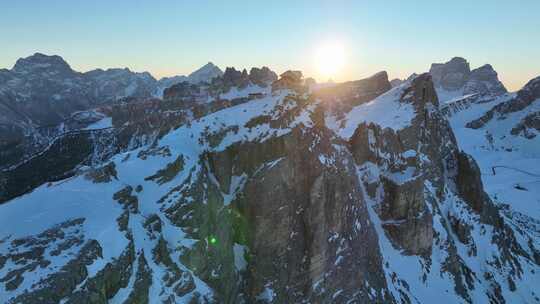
[314,41,346,81]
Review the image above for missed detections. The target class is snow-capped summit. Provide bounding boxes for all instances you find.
[187,62,223,84]
[12,53,75,76]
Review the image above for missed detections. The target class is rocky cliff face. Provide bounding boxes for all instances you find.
[430,57,507,102]
[1,69,538,303]
[430,57,471,92]
[464,64,507,97]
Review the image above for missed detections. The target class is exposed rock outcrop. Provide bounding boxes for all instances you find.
[430,57,471,91]
[511,111,540,138]
[249,67,278,87]
[464,64,507,96]
[271,70,305,93]
[467,76,540,129]
[429,57,507,101]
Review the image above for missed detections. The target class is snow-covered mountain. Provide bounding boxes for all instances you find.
[0,54,229,169]
[433,58,539,215]
[443,72,540,225]
[1,60,539,303]
[84,68,158,101]
[153,63,224,98]
[187,62,223,84]
[0,53,222,129]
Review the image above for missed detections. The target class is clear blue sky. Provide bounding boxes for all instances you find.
[1,0,539,90]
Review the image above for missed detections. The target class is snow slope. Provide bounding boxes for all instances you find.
[447,95,540,220]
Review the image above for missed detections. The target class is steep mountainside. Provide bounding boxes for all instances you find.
[0,54,221,135]
[444,75,540,224]
[1,68,538,303]
[432,58,540,227]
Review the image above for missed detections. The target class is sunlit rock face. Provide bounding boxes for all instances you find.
[0,65,539,304]
[313,71,392,124]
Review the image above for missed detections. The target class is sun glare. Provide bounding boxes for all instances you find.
[314,41,346,81]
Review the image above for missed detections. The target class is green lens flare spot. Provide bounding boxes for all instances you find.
[209,236,217,245]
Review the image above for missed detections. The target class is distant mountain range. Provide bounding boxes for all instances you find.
[0,53,223,130]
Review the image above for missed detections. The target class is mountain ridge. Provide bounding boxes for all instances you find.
[0,54,539,303]
[0,63,539,302]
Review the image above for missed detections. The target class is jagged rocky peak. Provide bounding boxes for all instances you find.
[219,67,251,88]
[464,63,507,96]
[430,57,507,101]
[248,66,278,87]
[216,66,279,89]
[429,56,471,91]
[154,63,223,98]
[520,75,540,98]
[187,61,223,83]
[12,52,75,76]
[469,64,498,81]
[400,72,439,107]
[271,70,304,92]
